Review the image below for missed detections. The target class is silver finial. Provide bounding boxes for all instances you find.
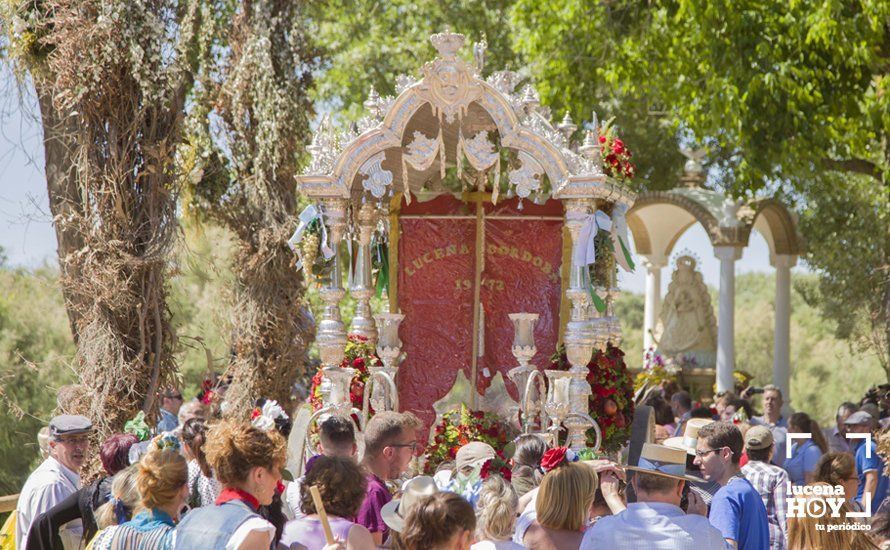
[473,36,487,74]
[558,112,578,143]
[364,86,381,118]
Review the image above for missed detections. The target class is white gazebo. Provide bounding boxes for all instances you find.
[626,153,803,401]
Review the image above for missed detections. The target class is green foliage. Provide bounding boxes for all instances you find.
[511,0,889,365]
[527,0,889,192]
[0,261,75,494]
[167,224,236,397]
[509,1,686,190]
[310,0,517,121]
[797,173,889,376]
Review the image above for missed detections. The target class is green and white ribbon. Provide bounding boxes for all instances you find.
[569,210,612,268]
[287,204,335,272]
[568,210,612,313]
[611,203,635,272]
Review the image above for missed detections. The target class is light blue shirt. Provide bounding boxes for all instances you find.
[783,439,821,485]
[580,501,725,550]
[157,408,179,433]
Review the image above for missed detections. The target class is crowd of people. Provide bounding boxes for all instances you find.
[7,381,890,549]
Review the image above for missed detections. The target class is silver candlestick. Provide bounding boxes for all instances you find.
[317,198,349,372]
[362,312,405,425]
[506,313,538,396]
[561,199,597,450]
[544,370,572,439]
[350,203,379,344]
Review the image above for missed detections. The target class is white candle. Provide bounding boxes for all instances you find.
[554,378,570,404]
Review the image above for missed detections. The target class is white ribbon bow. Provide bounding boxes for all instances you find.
[570,210,612,267]
[287,204,335,271]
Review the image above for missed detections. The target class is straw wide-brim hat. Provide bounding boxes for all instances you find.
[625,443,706,483]
[381,476,439,533]
[664,418,714,456]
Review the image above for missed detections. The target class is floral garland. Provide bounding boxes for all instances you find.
[424,405,515,475]
[309,334,379,413]
[550,343,635,454]
[598,118,635,183]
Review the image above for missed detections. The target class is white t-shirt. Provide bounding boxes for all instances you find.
[226,517,276,550]
[282,478,304,520]
[15,457,82,549]
[512,488,538,545]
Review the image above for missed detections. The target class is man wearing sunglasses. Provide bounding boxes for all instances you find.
[693,422,769,549]
[16,415,92,549]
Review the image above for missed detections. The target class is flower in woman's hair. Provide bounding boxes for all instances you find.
[199,389,215,405]
[153,433,181,453]
[480,456,512,481]
[251,399,288,432]
[540,446,579,473]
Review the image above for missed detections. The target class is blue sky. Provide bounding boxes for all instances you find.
[0,69,808,294]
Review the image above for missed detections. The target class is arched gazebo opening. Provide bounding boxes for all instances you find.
[627,157,803,406]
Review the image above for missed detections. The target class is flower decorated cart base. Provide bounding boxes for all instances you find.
[550,344,635,456]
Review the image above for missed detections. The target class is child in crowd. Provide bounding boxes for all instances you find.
[402,492,476,550]
[472,475,523,550]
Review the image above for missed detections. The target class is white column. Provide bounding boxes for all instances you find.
[771,254,796,412]
[642,256,666,354]
[714,246,743,393]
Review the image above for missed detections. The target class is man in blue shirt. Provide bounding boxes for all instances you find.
[694,421,770,549]
[845,410,888,514]
[583,443,724,549]
[156,387,183,432]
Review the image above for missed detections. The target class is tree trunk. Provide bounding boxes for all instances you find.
[37,88,85,344]
[222,201,315,415]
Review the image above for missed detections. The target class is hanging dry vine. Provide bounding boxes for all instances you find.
[180,0,320,414]
[2,0,203,441]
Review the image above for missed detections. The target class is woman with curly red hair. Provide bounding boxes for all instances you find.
[173,419,287,549]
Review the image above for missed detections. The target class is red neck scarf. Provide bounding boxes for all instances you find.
[216,487,260,511]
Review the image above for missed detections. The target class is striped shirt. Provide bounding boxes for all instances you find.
[742,460,788,549]
[89,523,174,550]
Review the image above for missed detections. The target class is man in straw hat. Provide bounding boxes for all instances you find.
[740,425,788,549]
[581,443,723,549]
[694,422,769,550]
[381,476,438,535]
[664,417,722,506]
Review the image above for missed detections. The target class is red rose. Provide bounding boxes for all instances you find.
[480,459,493,479]
[540,447,568,472]
[472,411,485,420]
[500,466,513,481]
[353,357,366,369]
[612,139,625,154]
[598,135,607,144]
[448,446,458,459]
